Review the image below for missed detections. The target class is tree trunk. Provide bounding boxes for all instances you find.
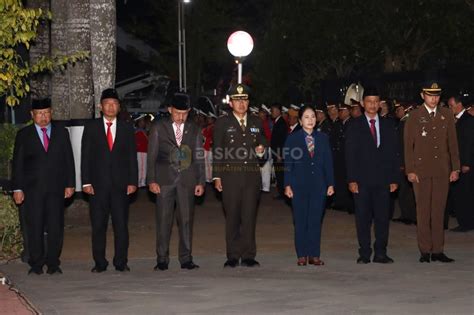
[27,0,51,99]
[90,0,116,118]
[50,0,94,120]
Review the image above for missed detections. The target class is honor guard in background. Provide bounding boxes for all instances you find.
[332,104,354,213]
[12,99,75,275]
[270,103,288,199]
[404,81,460,263]
[392,104,417,225]
[213,84,267,268]
[447,95,474,232]
[315,105,332,135]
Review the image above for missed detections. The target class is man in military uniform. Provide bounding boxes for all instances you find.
[213,84,267,268]
[333,104,354,213]
[404,81,460,263]
[315,105,332,135]
[392,104,417,225]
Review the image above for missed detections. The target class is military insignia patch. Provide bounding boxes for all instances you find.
[237,85,244,94]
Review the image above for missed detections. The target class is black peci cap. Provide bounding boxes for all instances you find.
[170,93,191,110]
[32,98,51,110]
[100,88,120,101]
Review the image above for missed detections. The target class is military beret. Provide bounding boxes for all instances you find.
[32,98,51,110]
[170,93,191,110]
[100,88,120,101]
[228,84,251,100]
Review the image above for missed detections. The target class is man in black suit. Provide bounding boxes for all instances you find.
[270,103,288,199]
[213,84,267,268]
[448,95,474,231]
[147,93,205,271]
[12,99,75,275]
[345,87,399,264]
[315,105,332,135]
[81,89,138,272]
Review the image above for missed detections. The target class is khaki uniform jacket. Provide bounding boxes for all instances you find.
[404,105,460,179]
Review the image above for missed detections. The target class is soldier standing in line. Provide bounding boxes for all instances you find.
[404,81,460,263]
[213,84,267,268]
[392,104,417,225]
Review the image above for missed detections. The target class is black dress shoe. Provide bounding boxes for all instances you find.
[46,266,63,275]
[91,265,107,273]
[241,259,260,267]
[223,259,239,268]
[356,257,370,264]
[450,225,471,232]
[115,265,131,272]
[431,253,455,263]
[28,267,43,275]
[154,262,169,271]
[373,255,394,264]
[181,261,199,270]
[419,253,430,263]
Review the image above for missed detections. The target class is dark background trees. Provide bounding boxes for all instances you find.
[117,0,474,104]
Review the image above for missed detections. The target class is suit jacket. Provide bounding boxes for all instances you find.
[271,116,288,160]
[455,111,474,168]
[213,113,267,179]
[12,123,75,193]
[81,118,138,191]
[284,128,334,191]
[146,118,205,187]
[404,105,460,179]
[345,115,400,186]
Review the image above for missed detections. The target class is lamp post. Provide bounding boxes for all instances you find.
[227,31,254,84]
[178,0,191,92]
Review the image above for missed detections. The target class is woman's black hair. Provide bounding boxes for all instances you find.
[298,104,316,120]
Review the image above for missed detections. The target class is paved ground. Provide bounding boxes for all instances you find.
[1,188,473,314]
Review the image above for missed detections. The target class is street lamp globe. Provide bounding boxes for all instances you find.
[227,31,254,58]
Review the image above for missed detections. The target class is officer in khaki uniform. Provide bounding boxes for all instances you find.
[404,81,460,263]
[213,84,267,268]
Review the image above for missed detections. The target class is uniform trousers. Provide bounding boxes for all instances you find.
[413,177,449,254]
[221,173,260,260]
[450,172,474,229]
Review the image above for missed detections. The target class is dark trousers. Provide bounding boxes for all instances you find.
[24,191,64,269]
[89,189,130,269]
[273,160,285,197]
[292,188,325,258]
[353,185,391,259]
[18,204,30,263]
[221,174,260,260]
[397,172,417,222]
[450,172,474,229]
[155,181,195,264]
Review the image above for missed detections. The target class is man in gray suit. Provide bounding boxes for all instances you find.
[147,93,205,270]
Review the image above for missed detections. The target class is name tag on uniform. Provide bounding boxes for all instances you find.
[419,117,429,124]
[227,127,237,133]
[250,127,260,133]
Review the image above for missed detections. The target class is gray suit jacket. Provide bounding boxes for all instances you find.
[147,117,205,187]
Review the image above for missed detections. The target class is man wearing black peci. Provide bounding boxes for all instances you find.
[345,87,400,264]
[12,98,75,275]
[81,88,138,273]
[147,93,205,271]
